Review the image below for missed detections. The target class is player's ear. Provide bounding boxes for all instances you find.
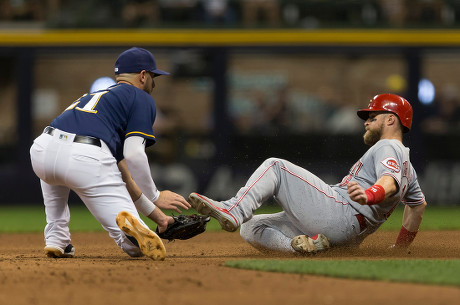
[387,114,398,127]
[139,70,147,83]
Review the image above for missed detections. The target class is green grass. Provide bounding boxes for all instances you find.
[0,204,224,233]
[0,203,285,233]
[226,259,460,286]
[0,204,459,233]
[380,206,460,231]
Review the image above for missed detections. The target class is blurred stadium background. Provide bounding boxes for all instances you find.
[0,0,459,205]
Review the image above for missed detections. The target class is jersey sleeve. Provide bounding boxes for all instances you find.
[402,169,426,206]
[373,143,404,186]
[125,90,157,147]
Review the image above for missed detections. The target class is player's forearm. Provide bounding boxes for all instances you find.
[374,175,398,198]
[118,160,142,201]
[402,201,426,232]
[118,159,156,216]
[395,201,426,247]
[126,155,159,201]
[146,206,170,230]
[123,136,160,202]
[365,175,398,205]
[348,175,398,205]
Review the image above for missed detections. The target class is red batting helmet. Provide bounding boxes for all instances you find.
[357,93,413,132]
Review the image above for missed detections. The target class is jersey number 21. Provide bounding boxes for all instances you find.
[65,91,108,114]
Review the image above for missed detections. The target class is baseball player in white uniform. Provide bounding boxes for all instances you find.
[188,94,427,254]
[30,47,190,260]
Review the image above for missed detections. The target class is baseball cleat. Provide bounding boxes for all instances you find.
[188,193,239,232]
[116,211,166,261]
[44,244,75,258]
[291,234,330,254]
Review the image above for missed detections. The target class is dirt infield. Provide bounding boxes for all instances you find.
[0,231,459,305]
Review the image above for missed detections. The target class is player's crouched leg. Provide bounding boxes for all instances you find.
[240,220,274,252]
[263,157,297,169]
[117,234,144,257]
[109,227,143,257]
[115,211,166,261]
[240,214,302,253]
[291,234,331,254]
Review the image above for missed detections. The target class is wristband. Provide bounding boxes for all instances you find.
[133,193,156,216]
[395,225,418,247]
[365,184,385,205]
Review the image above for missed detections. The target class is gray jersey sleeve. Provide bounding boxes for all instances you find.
[333,139,425,227]
[402,169,425,206]
[335,139,404,191]
[373,143,404,186]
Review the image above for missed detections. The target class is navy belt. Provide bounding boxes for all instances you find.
[44,126,101,147]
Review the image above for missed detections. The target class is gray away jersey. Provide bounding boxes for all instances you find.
[332,139,425,229]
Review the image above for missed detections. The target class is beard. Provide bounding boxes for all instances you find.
[363,126,382,146]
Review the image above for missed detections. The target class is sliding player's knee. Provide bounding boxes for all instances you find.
[240,217,267,243]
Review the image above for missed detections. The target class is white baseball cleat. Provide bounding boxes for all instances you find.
[116,211,166,261]
[291,234,330,254]
[188,193,239,232]
[44,244,75,258]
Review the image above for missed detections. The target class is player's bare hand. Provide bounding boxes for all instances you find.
[347,181,367,205]
[147,209,174,233]
[157,216,174,233]
[154,190,191,213]
[386,244,412,255]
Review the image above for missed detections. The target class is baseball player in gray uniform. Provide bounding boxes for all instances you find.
[188,94,427,253]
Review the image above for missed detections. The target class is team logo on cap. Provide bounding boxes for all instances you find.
[381,157,400,173]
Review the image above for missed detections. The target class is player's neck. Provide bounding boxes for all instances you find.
[379,132,403,142]
[117,80,135,86]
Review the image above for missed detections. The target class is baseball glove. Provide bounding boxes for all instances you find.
[156,214,210,241]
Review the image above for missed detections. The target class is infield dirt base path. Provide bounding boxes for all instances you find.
[0,231,459,305]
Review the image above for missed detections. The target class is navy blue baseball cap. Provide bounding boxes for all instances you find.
[114,47,170,76]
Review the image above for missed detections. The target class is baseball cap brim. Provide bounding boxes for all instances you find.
[151,68,170,76]
[357,108,388,120]
[357,109,372,120]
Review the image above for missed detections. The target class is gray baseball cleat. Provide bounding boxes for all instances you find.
[188,193,239,232]
[116,211,166,261]
[44,244,75,258]
[291,234,330,254]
